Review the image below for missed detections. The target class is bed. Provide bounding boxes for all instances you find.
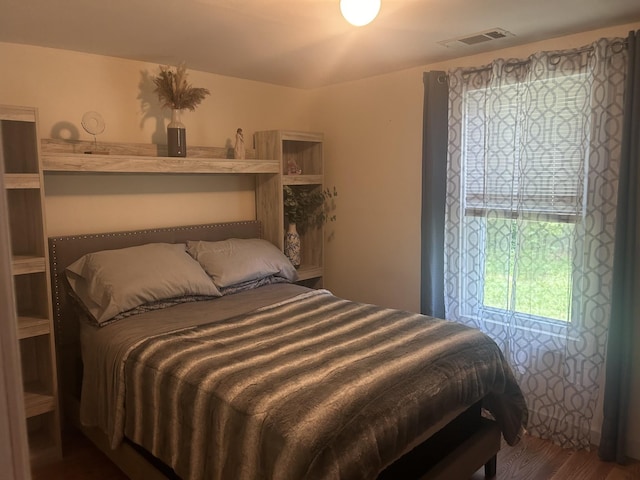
[49,220,528,480]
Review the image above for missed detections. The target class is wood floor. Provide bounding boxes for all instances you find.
[32,428,640,480]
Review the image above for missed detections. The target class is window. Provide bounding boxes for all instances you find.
[441,38,626,450]
[460,73,589,323]
[481,217,573,322]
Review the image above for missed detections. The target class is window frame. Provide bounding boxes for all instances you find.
[458,72,591,331]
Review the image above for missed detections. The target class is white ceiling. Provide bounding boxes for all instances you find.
[1,0,640,89]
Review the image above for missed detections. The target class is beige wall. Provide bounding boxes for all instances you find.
[309,71,424,311]
[311,21,640,459]
[0,43,312,236]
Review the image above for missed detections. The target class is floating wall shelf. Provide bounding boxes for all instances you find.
[40,139,279,174]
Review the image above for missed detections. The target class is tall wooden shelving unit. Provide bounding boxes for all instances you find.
[1,105,61,466]
[254,130,324,288]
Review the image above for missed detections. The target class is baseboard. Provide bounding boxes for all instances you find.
[590,425,601,450]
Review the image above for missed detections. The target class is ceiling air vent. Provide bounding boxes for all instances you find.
[438,28,514,49]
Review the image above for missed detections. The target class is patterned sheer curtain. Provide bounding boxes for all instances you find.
[444,38,628,449]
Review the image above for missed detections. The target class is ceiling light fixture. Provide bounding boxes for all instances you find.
[340,0,380,27]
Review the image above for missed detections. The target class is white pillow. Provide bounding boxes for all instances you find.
[66,243,221,324]
[186,238,298,288]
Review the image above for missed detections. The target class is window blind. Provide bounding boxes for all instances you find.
[462,74,589,221]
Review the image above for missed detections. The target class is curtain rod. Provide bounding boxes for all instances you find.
[459,39,628,76]
[461,60,528,76]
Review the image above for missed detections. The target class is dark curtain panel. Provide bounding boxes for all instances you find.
[599,30,640,464]
[420,71,448,318]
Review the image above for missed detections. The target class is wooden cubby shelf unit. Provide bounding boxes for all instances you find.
[255,130,325,288]
[1,104,62,467]
[18,316,51,340]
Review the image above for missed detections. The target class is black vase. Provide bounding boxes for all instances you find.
[167,109,186,157]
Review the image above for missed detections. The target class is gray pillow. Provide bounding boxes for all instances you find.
[66,243,221,324]
[186,238,298,288]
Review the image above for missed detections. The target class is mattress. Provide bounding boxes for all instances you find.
[79,283,527,480]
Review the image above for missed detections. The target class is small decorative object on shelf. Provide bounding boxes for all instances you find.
[283,185,337,265]
[234,127,245,159]
[153,63,210,157]
[287,158,302,175]
[168,108,186,157]
[81,111,109,154]
[284,223,301,268]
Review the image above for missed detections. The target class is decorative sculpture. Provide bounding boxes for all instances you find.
[234,128,245,159]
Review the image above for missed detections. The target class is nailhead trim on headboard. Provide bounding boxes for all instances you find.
[48,221,262,349]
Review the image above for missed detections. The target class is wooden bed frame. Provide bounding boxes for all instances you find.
[48,220,501,479]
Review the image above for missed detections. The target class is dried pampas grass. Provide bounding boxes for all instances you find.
[153,63,210,111]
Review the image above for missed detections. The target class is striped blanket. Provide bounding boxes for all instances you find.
[118,289,527,480]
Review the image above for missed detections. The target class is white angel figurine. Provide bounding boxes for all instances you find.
[234,128,245,159]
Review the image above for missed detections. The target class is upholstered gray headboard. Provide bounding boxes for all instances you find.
[48,220,262,410]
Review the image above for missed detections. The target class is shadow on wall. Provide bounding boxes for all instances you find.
[225,137,234,158]
[138,69,168,153]
[48,70,166,151]
[49,121,80,141]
